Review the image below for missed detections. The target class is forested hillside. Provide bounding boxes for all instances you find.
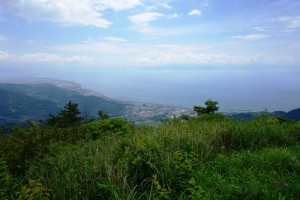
[0,83,190,126]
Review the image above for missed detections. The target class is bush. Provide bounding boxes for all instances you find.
[0,124,85,176]
[84,117,133,140]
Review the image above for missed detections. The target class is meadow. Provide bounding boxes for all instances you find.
[1,113,299,199]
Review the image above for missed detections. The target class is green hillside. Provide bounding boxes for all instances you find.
[0,82,191,126]
[1,112,299,199]
[0,83,127,125]
[0,88,59,125]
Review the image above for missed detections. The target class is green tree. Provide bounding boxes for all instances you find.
[194,99,219,115]
[98,111,110,120]
[45,101,83,127]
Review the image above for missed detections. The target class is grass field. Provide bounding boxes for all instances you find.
[1,114,299,199]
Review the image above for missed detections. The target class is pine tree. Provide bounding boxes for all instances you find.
[45,101,83,127]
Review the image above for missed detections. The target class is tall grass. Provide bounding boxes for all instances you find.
[21,116,300,199]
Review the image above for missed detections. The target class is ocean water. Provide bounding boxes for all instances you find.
[46,67,300,112]
[2,65,300,112]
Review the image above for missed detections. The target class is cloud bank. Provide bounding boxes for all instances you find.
[233,34,269,40]
[0,51,93,63]
[2,0,142,28]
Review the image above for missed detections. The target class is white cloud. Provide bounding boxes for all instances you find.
[50,41,210,55]
[136,51,295,65]
[188,9,202,16]
[52,42,134,53]
[254,27,266,32]
[128,12,165,25]
[204,1,210,7]
[0,51,93,63]
[19,53,94,63]
[20,53,62,63]
[50,39,296,65]
[278,16,300,29]
[4,0,142,28]
[0,42,296,66]
[167,13,180,19]
[13,0,111,28]
[0,35,8,41]
[0,50,11,59]
[94,0,142,11]
[102,36,127,43]
[146,2,172,11]
[233,34,269,40]
[160,3,172,9]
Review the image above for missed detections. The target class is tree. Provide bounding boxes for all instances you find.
[194,99,219,115]
[45,101,83,127]
[98,111,110,120]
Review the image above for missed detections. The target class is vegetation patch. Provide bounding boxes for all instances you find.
[0,100,299,199]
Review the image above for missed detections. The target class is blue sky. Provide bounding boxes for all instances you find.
[1,0,300,111]
[0,0,300,67]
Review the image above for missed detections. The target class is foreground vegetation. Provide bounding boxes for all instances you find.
[1,102,300,199]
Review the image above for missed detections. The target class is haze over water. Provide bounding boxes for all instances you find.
[58,67,300,112]
[2,65,298,112]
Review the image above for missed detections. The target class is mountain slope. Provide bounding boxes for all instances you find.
[0,83,126,125]
[0,88,59,125]
[0,81,192,126]
[284,108,300,121]
[228,109,300,121]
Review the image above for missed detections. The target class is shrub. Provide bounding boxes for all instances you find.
[84,117,134,140]
[0,124,85,176]
[194,99,219,115]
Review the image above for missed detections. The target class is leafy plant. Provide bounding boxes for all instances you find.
[151,174,170,200]
[187,177,208,200]
[16,179,51,200]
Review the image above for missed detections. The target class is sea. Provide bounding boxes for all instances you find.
[1,64,300,112]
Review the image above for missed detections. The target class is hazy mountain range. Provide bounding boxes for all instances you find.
[228,109,300,121]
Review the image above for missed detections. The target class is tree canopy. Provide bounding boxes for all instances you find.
[45,101,83,127]
[194,99,219,115]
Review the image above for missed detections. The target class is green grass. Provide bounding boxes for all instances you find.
[1,115,300,199]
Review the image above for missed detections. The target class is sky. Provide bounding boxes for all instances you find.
[0,0,300,111]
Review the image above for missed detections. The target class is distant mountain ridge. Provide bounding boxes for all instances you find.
[282,108,300,121]
[228,109,300,121]
[0,77,107,98]
[0,78,192,126]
